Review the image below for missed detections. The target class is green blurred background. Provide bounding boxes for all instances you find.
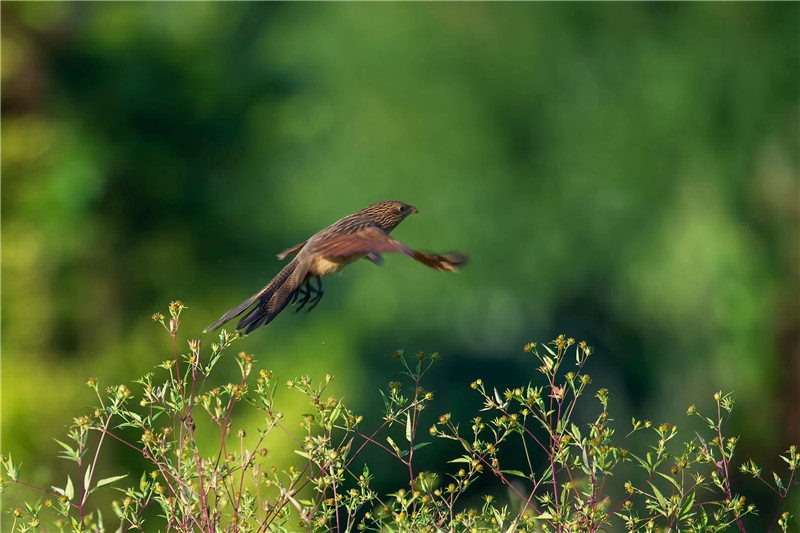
[2,2,798,529]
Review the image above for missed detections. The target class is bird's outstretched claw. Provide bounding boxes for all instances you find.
[306,277,324,312]
[292,277,324,313]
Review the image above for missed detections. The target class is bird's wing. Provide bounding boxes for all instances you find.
[203,258,310,333]
[235,259,310,333]
[277,240,308,260]
[312,226,469,272]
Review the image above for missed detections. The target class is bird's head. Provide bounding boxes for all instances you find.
[361,200,418,232]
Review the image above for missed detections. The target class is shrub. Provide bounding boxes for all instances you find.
[1,302,797,532]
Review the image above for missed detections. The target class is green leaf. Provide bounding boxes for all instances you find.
[773,472,785,491]
[84,466,92,494]
[53,439,75,454]
[386,436,401,457]
[24,501,40,516]
[680,490,696,519]
[54,439,78,461]
[411,442,431,451]
[448,457,472,464]
[499,469,528,479]
[631,454,647,470]
[493,388,504,405]
[581,447,591,474]
[2,454,20,481]
[649,482,667,508]
[700,506,709,526]
[329,403,343,428]
[379,390,391,411]
[205,349,224,373]
[656,471,681,491]
[65,476,75,500]
[96,474,128,489]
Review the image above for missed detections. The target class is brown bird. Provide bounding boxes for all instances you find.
[204,200,468,334]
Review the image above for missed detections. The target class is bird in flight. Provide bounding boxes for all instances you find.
[204,200,468,334]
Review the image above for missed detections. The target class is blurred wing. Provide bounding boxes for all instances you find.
[277,240,307,260]
[313,226,468,272]
[409,250,469,272]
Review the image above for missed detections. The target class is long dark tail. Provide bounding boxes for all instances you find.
[204,259,309,334]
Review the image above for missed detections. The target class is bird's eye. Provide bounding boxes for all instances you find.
[398,205,408,213]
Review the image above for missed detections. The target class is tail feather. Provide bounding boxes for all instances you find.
[410,251,469,272]
[204,259,308,333]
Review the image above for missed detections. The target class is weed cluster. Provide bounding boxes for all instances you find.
[1,302,796,532]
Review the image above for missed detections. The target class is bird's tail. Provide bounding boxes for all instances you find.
[204,259,309,334]
[410,251,470,272]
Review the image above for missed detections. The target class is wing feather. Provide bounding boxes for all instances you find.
[312,226,468,272]
[277,240,307,260]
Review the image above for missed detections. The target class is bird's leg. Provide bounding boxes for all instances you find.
[365,252,383,266]
[306,277,324,312]
[289,282,309,307]
[293,282,312,313]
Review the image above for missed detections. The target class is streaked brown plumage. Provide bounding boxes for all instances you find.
[204,201,468,334]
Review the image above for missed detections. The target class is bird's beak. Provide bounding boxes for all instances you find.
[408,205,418,215]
